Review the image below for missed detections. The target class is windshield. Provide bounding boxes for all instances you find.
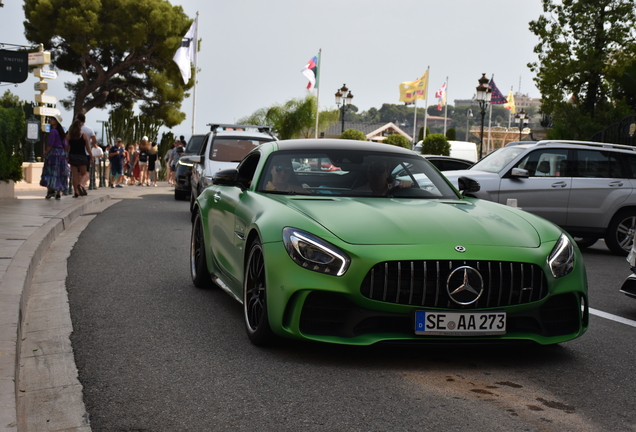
[470,146,527,173]
[185,135,206,154]
[257,150,459,199]
[209,137,272,162]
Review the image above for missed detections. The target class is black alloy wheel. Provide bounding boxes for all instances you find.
[243,239,275,345]
[190,210,212,288]
[605,210,636,256]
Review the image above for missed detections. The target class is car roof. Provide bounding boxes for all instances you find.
[276,139,417,154]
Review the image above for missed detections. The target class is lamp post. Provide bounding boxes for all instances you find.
[514,108,529,140]
[96,120,107,187]
[465,108,473,141]
[335,84,354,134]
[475,73,492,160]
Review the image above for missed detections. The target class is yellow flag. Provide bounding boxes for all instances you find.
[504,91,516,114]
[399,71,428,103]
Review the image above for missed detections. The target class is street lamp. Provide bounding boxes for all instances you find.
[465,108,473,141]
[514,108,529,140]
[335,84,354,134]
[475,73,492,159]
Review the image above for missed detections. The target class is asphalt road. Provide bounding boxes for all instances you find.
[67,192,636,432]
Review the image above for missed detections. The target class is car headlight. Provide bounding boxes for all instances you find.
[178,160,194,167]
[547,233,574,278]
[282,228,350,276]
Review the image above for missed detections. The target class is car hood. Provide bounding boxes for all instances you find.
[284,197,541,247]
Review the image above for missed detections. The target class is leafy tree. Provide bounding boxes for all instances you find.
[23,0,194,126]
[446,128,457,140]
[0,95,25,181]
[382,134,410,148]
[340,129,367,141]
[528,0,636,139]
[238,95,338,139]
[421,133,450,156]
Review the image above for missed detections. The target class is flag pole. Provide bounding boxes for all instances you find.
[507,86,513,128]
[191,11,199,136]
[412,99,418,148]
[443,76,448,135]
[314,48,322,139]
[422,66,430,141]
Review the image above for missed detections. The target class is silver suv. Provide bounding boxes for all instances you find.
[443,140,636,255]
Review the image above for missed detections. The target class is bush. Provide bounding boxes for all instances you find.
[340,129,367,141]
[0,105,25,182]
[382,134,410,149]
[446,127,457,140]
[421,133,450,155]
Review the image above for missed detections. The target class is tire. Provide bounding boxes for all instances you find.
[243,239,275,346]
[574,237,599,249]
[174,189,188,201]
[189,187,197,213]
[605,210,636,256]
[190,210,213,288]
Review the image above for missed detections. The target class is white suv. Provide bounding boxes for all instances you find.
[186,124,276,213]
[444,140,636,255]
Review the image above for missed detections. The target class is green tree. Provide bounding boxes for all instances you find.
[382,134,410,148]
[446,128,457,140]
[340,129,366,141]
[0,92,25,182]
[421,133,450,156]
[528,0,636,139]
[23,0,194,126]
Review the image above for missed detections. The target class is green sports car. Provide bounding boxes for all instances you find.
[190,139,589,346]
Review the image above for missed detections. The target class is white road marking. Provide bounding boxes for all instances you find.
[589,307,636,328]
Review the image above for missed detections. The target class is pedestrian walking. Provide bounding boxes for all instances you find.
[148,141,160,186]
[40,114,70,200]
[109,138,125,188]
[66,119,91,198]
[126,144,139,185]
[90,140,103,186]
[76,113,96,189]
[138,136,150,186]
[165,141,177,185]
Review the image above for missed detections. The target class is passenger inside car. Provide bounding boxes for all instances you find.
[264,160,308,193]
[355,159,412,196]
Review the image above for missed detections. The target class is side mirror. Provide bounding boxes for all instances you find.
[212,168,240,186]
[511,168,529,178]
[187,155,202,164]
[457,176,480,194]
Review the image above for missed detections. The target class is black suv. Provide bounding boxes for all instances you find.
[174,134,206,200]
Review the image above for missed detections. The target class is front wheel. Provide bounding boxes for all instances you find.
[605,210,636,256]
[574,237,599,249]
[243,239,275,346]
[190,210,212,288]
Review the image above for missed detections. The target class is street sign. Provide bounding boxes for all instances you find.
[34,81,48,91]
[35,94,57,104]
[28,51,51,66]
[33,106,60,117]
[33,68,57,80]
[0,50,28,83]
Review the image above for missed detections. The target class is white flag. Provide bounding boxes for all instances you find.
[173,19,197,84]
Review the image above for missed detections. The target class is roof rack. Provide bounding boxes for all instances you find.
[206,123,271,133]
[535,140,636,152]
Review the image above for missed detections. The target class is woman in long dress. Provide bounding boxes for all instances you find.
[40,114,69,200]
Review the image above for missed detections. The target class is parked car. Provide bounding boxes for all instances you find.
[190,139,588,346]
[443,140,636,255]
[174,134,206,201]
[414,140,479,162]
[620,234,636,299]
[423,155,474,171]
[185,124,276,212]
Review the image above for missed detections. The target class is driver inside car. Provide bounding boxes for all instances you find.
[356,159,412,196]
[265,161,307,193]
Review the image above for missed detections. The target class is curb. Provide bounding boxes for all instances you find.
[0,194,110,431]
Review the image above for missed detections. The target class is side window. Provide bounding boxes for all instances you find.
[515,149,569,177]
[237,153,261,187]
[198,135,210,156]
[622,153,636,179]
[574,150,625,178]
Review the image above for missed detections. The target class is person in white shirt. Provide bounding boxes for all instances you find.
[76,113,97,188]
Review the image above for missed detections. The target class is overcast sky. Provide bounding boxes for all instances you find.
[2,0,545,139]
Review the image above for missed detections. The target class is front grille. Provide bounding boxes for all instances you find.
[360,260,548,309]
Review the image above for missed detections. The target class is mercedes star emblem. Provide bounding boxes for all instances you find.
[447,266,484,305]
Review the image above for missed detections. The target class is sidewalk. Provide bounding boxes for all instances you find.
[0,181,172,431]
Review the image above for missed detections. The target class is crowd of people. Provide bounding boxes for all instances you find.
[40,114,188,199]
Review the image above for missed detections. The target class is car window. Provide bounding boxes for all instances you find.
[515,149,569,177]
[257,150,458,198]
[185,135,206,154]
[209,137,270,162]
[622,153,636,179]
[574,149,625,178]
[237,153,261,187]
[470,146,526,173]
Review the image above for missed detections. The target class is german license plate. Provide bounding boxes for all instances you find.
[415,311,506,336]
